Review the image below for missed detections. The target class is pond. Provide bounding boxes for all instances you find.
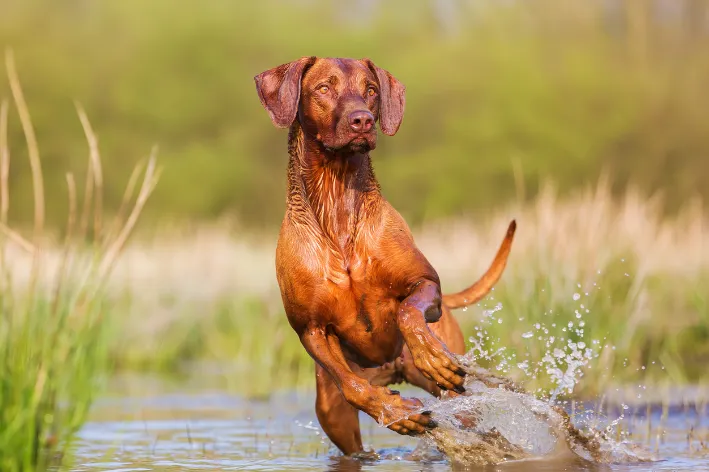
[72,373,709,471]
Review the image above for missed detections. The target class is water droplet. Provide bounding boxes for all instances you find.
[572,293,581,301]
[522,331,533,339]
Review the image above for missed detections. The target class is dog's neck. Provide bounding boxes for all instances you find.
[287,123,380,249]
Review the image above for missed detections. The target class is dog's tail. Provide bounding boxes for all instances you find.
[442,220,517,310]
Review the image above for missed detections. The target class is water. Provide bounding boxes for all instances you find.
[417,376,657,468]
[71,374,709,471]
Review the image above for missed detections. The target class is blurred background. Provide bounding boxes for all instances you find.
[1,0,707,231]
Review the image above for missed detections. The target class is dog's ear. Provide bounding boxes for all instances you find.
[254,56,316,128]
[363,59,406,136]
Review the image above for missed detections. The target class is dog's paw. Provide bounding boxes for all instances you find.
[407,329,467,392]
[364,389,437,436]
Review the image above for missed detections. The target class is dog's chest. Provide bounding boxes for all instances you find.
[333,285,404,366]
[321,254,406,361]
[277,231,410,365]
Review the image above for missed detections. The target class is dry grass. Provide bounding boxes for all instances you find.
[422,178,705,290]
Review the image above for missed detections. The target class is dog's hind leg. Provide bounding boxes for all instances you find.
[315,363,364,455]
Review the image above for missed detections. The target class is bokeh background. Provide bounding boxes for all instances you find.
[1,0,707,231]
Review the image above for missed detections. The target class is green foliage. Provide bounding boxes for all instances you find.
[0,0,707,230]
[110,295,314,399]
[0,286,109,471]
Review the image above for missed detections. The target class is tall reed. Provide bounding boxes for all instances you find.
[0,50,159,471]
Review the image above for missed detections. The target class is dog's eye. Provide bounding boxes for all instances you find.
[367,87,377,97]
[318,85,329,94]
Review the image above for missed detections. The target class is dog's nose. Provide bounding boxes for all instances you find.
[348,110,374,133]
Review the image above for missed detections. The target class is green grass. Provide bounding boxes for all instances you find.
[0,51,158,471]
[108,295,314,396]
[461,260,709,398]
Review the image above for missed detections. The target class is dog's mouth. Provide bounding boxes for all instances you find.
[350,135,369,146]
[346,131,376,150]
[345,137,373,153]
[321,129,377,153]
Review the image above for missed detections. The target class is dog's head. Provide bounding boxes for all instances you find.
[255,57,405,154]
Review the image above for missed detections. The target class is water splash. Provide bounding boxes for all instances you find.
[408,274,658,467]
[419,378,565,465]
[414,364,656,467]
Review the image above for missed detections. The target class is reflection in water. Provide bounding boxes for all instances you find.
[326,456,367,472]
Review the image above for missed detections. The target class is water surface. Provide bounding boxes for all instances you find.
[72,376,709,471]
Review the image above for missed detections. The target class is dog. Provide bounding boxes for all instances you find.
[254,56,515,455]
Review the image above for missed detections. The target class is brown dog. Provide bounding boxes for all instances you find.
[254,57,515,455]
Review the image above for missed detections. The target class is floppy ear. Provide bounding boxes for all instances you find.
[254,56,316,128]
[363,59,406,136]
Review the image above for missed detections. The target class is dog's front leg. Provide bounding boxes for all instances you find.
[398,279,467,393]
[300,323,435,435]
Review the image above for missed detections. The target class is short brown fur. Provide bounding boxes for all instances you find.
[254,57,516,455]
